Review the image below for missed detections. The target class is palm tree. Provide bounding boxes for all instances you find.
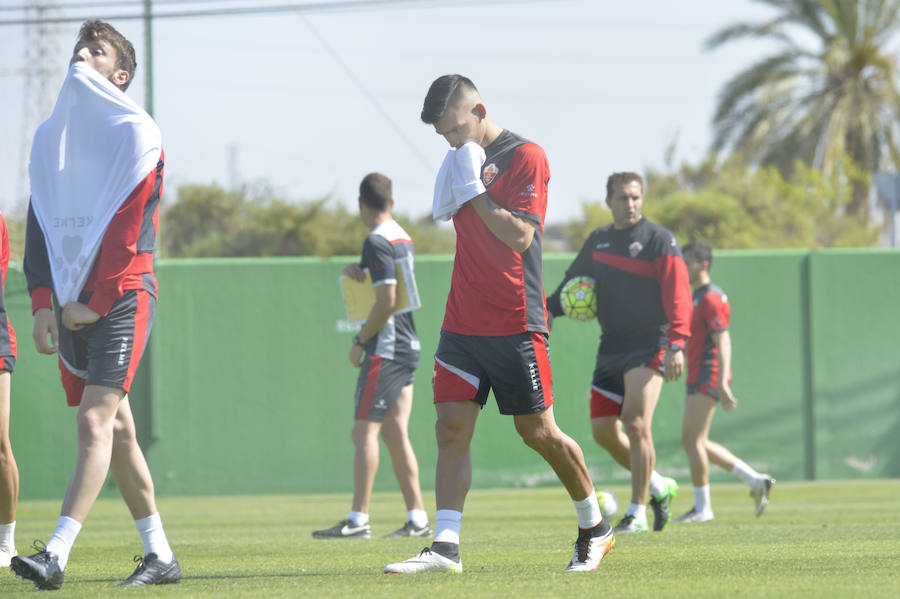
[706,0,900,214]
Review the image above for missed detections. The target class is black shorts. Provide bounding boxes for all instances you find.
[354,356,416,422]
[433,330,553,416]
[590,345,665,418]
[57,289,155,406]
[0,356,14,373]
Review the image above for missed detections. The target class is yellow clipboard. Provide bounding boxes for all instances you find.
[339,258,421,326]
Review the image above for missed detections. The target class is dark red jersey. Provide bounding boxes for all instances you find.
[686,282,730,386]
[0,213,17,369]
[442,130,550,336]
[548,217,692,352]
[24,155,164,315]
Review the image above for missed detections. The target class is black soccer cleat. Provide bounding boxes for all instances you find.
[117,553,182,586]
[10,542,65,591]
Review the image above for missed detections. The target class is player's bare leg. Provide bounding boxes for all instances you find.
[682,393,717,487]
[351,419,382,515]
[110,397,157,520]
[0,371,18,566]
[434,401,479,512]
[381,385,430,537]
[514,406,593,500]
[591,416,632,470]
[381,385,425,512]
[620,368,662,507]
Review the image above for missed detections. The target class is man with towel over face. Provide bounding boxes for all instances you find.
[12,20,180,590]
[384,75,614,575]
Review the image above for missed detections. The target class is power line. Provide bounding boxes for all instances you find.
[0,0,549,25]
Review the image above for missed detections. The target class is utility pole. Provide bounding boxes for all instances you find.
[143,0,154,116]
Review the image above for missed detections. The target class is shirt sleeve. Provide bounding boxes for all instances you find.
[651,232,692,347]
[86,160,163,317]
[362,235,396,288]
[702,292,730,333]
[23,200,54,313]
[490,143,549,224]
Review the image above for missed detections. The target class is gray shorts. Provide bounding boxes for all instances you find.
[354,355,415,422]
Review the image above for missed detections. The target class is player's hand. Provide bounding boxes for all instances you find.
[32,307,59,355]
[719,383,738,412]
[663,348,684,382]
[61,302,101,331]
[343,263,366,282]
[349,343,364,368]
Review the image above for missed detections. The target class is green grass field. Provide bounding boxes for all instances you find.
[2,480,899,597]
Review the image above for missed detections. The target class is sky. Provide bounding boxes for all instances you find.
[0,0,778,225]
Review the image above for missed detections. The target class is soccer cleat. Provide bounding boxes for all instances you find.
[674,507,714,523]
[9,542,64,590]
[565,522,615,572]
[385,520,432,538]
[0,548,16,568]
[117,553,182,586]
[384,547,462,574]
[649,476,678,531]
[612,513,649,533]
[312,519,371,539]
[751,476,776,517]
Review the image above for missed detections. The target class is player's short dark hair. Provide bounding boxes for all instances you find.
[605,172,644,200]
[359,172,393,211]
[683,240,714,268]
[76,19,136,90]
[421,74,478,124]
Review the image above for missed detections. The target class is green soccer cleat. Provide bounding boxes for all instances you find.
[649,477,678,531]
[612,513,649,534]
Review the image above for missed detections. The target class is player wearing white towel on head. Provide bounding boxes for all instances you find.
[384,74,613,575]
[676,241,774,523]
[11,19,179,591]
[312,173,430,541]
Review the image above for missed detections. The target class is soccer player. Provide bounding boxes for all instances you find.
[385,75,613,574]
[675,241,774,522]
[547,172,691,534]
[11,20,180,590]
[313,173,431,540]
[0,213,19,568]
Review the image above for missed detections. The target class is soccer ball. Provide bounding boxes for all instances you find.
[596,488,618,517]
[560,276,597,322]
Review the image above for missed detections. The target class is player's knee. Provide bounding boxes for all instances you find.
[435,418,467,448]
[621,415,649,440]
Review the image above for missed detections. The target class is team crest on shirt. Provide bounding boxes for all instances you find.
[629,241,643,257]
[482,163,499,186]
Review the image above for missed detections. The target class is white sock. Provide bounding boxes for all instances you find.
[46,516,82,570]
[347,510,369,526]
[573,491,603,529]
[0,520,15,553]
[434,509,462,544]
[648,471,666,497]
[626,503,647,519]
[135,513,173,563]
[408,509,428,528]
[731,459,761,487]
[694,485,712,513]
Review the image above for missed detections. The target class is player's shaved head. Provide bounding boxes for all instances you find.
[359,172,393,212]
[421,74,480,124]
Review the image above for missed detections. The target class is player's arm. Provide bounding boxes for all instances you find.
[23,201,58,354]
[349,282,396,367]
[655,238,692,381]
[470,193,536,253]
[711,330,737,411]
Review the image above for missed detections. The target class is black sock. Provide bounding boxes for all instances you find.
[586,519,612,537]
[430,541,460,562]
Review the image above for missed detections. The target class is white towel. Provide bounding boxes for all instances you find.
[432,141,486,221]
[28,62,162,305]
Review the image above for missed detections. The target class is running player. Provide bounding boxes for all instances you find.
[313,173,430,540]
[11,20,179,590]
[0,212,18,568]
[675,240,774,522]
[547,172,691,534]
[385,75,613,574]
